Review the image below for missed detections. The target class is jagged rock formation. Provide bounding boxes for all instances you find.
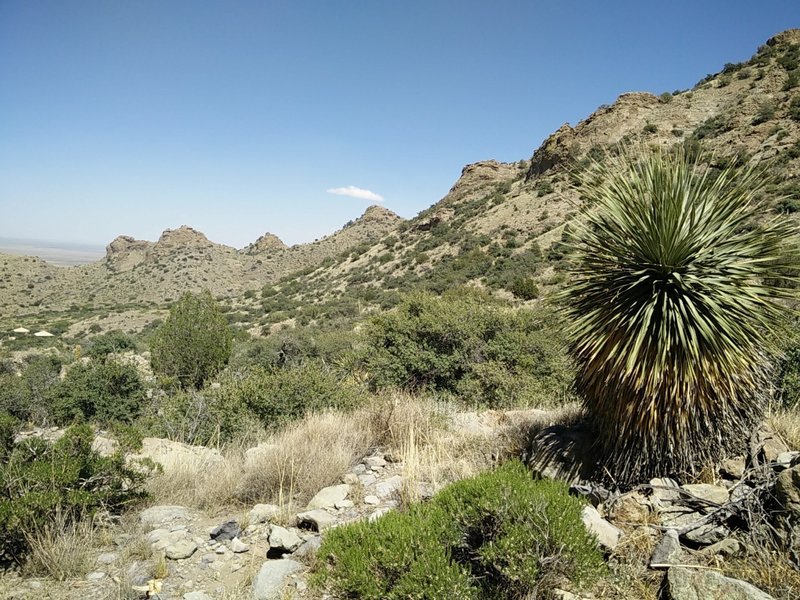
[243,233,287,255]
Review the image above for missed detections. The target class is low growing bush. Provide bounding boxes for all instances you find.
[315,461,605,598]
[0,424,147,565]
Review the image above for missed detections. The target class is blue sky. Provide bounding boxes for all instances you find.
[0,1,797,248]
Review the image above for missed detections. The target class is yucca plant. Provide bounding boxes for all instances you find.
[564,147,798,483]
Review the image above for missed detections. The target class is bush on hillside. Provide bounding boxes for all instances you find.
[314,461,604,598]
[49,360,145,425]
[364,291,573,407]
[0,424,147,565]
[0,355,62,424]
[86,331,137,360]
[150,291,233,388]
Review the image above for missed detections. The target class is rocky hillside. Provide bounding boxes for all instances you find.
[0,205,403,326]
[229,29,800,333]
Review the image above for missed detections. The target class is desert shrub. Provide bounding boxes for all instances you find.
[0,424,147,565]
[49,360,144,425]
[565,147,798,483]
[365,292,573,407]
[222,364,365,430]
[314,461,604,598]
[86,331,136,359]
[150,290,233,388]
[510,276,540,300]
[0,412,18,458]
[0,355,62,424]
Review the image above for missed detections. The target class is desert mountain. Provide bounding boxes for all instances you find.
[0,205,403,321]
[2,30,799,336]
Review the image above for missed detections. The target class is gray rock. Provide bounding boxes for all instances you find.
[230,537,249,553]
[342,473,359,485]
[296,509,337,531]
[269,526,302,552]
[210,519,240,541]
[306,484,350,510]
[335,499,355,509]
[351,464,366,475]
[152,530,189,551]
[681,484,729,505]
[375,475,404,499]
[248,503,280,524]
[761,434,788,463]
[666,566,775,599]
[650,477,682,504]
[700,538,743,557]
[364,495,379,505]
[720,457,746,479]
[776,451,800,469]
[368,507,393,522]
[86,571,106,581]
[140,505,192,527]
[252,559,303,600]
[774,465,800,519]
[650,529,683,568]
[183,593,213,600]
[358,474,377,486]
[581,505,621,551]
[165,540,197,560]
[293,536,321,558]
[683,523,728,546]
[364,455,387,469]
[96,552,119,565]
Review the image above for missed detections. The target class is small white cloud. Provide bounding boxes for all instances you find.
[326,185,384,202]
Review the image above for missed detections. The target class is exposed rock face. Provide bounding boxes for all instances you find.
[666,566,775,599]
[104,235,153,272]
[358,205,403,226]
[526,124,576,178]
[450,160,519,194]
[243,233,287,254]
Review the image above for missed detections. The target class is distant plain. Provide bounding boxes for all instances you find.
[0,237,104,266]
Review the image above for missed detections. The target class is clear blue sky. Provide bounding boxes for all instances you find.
[1,1,797,248]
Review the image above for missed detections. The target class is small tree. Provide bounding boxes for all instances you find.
[565,148,798,483]
[150,291,233,389]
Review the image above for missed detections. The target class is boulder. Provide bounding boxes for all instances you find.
[140,506,192,527]
[165,540,197,560]
[269,526,302,553]
[252,559,302,600]
[210,520,240,541]
[375,475,404,499]
[666,566,775,599]
[248,503,280,524]
[306,484,350,510]
[774,464,800,519]
[296,509,337,531]
[608,491,651,524]
[230,537,249,553]
[699,538,743,557]
[681,484,729,505]
[720,457,746,479]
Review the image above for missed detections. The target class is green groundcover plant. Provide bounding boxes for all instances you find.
[314,461,604,598]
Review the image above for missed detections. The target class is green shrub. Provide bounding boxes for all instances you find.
[509,276,540,300]
[315,461,604,598]
[150,291,233,388]
[0,355,62,424]
[49,360,144,425]
[86,331,136,359]
[565,148,798,483]
[0,424,147,565]
[365,292,573,407]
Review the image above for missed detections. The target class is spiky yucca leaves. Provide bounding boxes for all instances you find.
[564,148,798,484]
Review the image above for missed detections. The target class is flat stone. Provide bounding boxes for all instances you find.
[96,552,119,565]
[776,451,800,469]
[335,499,354,509]
[86,571,106,581]
[375,475,404,499]
[269,526,302,552]
[720,457,746,479]
[252,559,303,600]
[666,566,775,599]
[140,505,192,527]
[293,536,321,558]
[650,478,682,504]
[681,484,729,505]
[762,435,789,463]
[364,495,380,505]
[165,540,197,560]
[306,484,350,510]
[296,509,337,531]
[183,593,213,600]
[774,465,800,518]
[358,474,377,486]
[581,505,621,551]
[364,456,387,469]
[683,523,728,546]
[700,538,743,557]
[210,520,240,541]
[230,537,249,553]
[650,529,683,568]
[151,530,188,551]
[248,503,280,524]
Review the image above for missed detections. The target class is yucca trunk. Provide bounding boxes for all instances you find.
[564,147,797,484]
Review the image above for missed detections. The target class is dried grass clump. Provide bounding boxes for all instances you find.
[23,512,98,581]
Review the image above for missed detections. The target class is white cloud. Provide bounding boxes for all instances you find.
[326,185,384,202]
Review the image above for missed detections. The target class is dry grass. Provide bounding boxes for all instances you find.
[767,404,800,450]
[23,513,98,581]
[237,409,374,509]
